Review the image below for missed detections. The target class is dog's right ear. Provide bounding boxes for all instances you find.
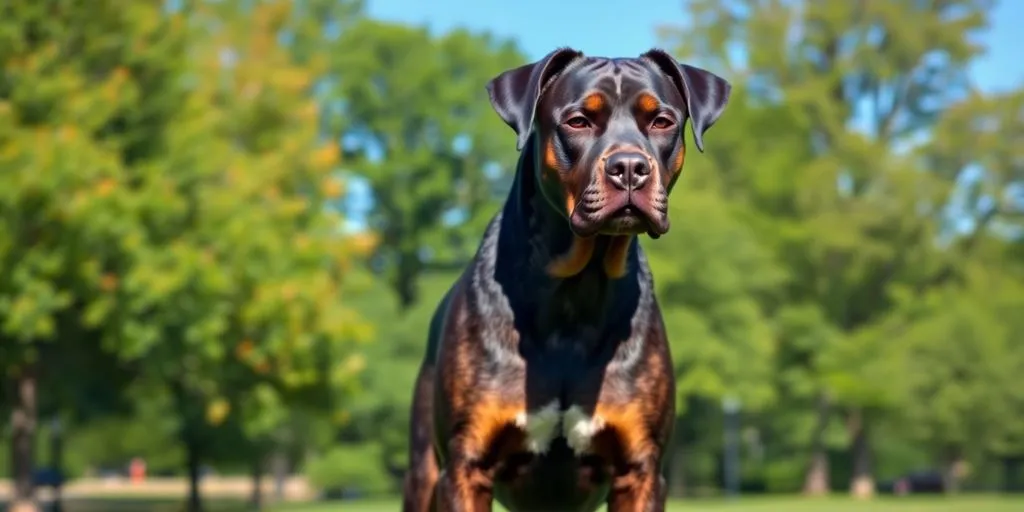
[486,47,584,151]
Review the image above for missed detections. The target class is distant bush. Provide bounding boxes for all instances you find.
[304,443,392,497]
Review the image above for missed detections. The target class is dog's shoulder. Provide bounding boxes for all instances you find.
[431,210,507,329]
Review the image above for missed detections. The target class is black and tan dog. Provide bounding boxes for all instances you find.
[402,47,731,512]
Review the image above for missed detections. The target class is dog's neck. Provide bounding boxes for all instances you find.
[494,135,642,340]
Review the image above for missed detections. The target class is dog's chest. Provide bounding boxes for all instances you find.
[520,327,607,367]
[512,332,615,455]
[515,400,606,456]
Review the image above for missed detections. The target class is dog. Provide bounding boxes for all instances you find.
[401,47,731,512]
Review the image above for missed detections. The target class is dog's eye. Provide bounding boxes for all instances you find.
[651,116,675,130]
[565,116,591,129]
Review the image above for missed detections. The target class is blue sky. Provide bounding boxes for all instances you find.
[342,0,1024,230]
[366,0,1023,94]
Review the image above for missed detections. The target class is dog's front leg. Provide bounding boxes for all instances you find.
[607,466,667,512]
[434,398,525,512]
[578,401,669,512]
[401,359,440,512]
[586,343,674,512]
[434,458,494,512]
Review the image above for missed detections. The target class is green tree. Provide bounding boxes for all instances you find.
[327,20,526,309]
[0,2,192,509]
[659,0,1002,498]
[82,2,371,509]
[323,267,461,493]
[919,73,1024,495]
[0,0,368,509]
[895,267,1023,493]
[642,179,785,494]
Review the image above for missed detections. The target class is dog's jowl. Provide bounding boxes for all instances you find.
[401,47,731,512]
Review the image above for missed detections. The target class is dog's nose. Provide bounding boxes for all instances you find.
[605,151,651,191]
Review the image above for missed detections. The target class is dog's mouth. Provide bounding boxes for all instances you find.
[604,205,649,232]
[570,199,669,238]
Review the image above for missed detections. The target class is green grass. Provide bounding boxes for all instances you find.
[12,495,1021,512]
[287,496,1024,512]
[4,498,249,512]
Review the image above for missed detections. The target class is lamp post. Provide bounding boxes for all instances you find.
[50,417,64,512]
[722,396,741,499]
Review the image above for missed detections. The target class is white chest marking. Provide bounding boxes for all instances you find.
[513,402,607,456]
[514,401,562,454]
[562,405,607,455]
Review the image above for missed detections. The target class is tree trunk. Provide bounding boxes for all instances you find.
[50,418,65,512]
[802,394,831,496]
[186,437,204,512]
[271,450,289,502]
[9,367,40,512]
[667,438,687,498]
[1003,456,1023,493]
[847,409,875,500]
[722,403,741,498]
[804,449,830,497]
[941,445,966,494]
[249,457,264,511]
[393,248,424,311]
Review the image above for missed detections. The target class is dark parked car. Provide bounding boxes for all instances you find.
[32,467,65,488]
[878,470,945,494]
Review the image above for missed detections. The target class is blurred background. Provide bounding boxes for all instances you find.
[1,0,1023,511]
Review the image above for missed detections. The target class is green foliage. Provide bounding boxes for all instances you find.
[652,0,1024,494]
[0,1,373,505]
[327,19,526,308]
[34,3,377,471]
[63,387,184,478]
[644,183,784,413]
[894,264,1024,457]
[0,0,188,362]
[305,443,393,496]
[337,268,461,478]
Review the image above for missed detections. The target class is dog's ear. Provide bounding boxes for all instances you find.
[486,47,584,151]
[641,48,731,153]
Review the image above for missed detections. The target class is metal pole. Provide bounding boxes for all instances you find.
[722,396,741,499]
[51,417,64,512]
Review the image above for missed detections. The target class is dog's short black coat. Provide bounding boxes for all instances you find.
[401,47,731,512]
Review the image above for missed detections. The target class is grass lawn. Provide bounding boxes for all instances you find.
[283,496,1024,512]
[9,495,1020,511]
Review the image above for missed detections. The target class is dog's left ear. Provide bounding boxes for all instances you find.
[486,47,584,151]
[641,48,731,153]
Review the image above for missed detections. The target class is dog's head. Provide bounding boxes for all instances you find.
[486,47,731,239]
